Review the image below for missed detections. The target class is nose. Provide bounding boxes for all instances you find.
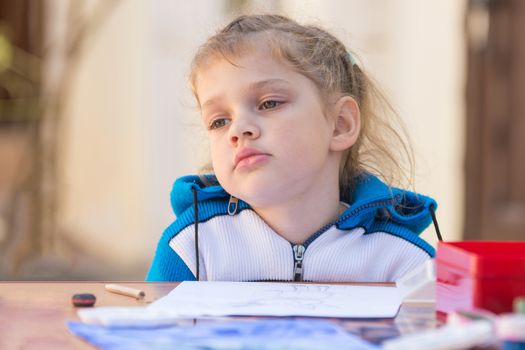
[228,113,260,145]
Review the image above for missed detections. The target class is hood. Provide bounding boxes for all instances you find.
[170,173,437,237]
[170,174,227,217]
[338,173,437,236]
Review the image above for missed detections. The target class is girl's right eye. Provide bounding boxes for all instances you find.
[209,118,230,130]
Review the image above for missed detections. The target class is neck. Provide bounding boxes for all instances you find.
[252,183,343,245]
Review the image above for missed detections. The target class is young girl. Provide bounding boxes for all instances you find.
[146,14,438,282]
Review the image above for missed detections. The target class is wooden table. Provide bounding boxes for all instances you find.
[0,282,439,349]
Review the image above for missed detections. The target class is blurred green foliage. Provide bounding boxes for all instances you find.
[0,25,40,124]
[0,31,13,72]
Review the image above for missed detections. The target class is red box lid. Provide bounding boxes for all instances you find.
[436,241,525,278]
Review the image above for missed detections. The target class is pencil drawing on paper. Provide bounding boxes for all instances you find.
[221,284,338,311]
[149,281,403,318]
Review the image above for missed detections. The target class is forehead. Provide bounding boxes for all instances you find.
[196,51,289,81]
[194,51,314,102]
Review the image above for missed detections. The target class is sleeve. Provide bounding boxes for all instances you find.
[145,227,196,282]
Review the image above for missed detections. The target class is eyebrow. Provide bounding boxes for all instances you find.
[200,78,291,110]
[249,78,291,91]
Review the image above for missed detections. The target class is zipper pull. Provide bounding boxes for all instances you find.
[293,244,306,281]
[227,195,238,215]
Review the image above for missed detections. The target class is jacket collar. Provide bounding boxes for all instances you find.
[170,173,437,236]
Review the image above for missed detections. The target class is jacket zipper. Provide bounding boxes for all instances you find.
[292,244,306,281]
[289,195,401,282]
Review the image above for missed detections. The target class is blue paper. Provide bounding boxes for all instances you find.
[68,318,379,350]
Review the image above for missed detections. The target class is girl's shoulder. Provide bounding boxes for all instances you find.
[342,173,437,233]
[338,173,438,256]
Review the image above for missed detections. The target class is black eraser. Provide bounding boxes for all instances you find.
[71,293,96,307]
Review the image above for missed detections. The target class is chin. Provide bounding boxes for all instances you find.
[222,171,291,204]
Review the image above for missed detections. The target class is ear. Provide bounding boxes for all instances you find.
[329,96,361,152]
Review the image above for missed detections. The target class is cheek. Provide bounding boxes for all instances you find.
[209,139,230,176]
[278,121,329,155]
[282,133,332,175]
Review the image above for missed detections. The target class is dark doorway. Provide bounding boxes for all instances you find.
[465,0,525,240]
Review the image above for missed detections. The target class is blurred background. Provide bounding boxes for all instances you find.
[1,0,523,280]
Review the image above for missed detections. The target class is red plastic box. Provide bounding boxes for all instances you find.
[436,241,525,315]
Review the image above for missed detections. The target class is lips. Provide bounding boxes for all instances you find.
[234,148,271,170]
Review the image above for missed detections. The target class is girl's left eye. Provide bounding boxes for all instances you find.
[259,100,282,110]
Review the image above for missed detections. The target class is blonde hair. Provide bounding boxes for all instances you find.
[190,14,414,202]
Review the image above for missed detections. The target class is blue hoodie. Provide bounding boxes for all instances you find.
[146,173,437,282]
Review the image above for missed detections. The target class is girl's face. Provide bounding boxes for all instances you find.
[195,52,342,208]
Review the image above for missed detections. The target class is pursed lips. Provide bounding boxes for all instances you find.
[234,148,271,169]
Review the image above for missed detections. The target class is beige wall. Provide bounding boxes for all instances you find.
[58,0,466,278]
[386,1,466,246]
[60,0,148,272]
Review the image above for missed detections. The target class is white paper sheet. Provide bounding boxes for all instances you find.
[148,281,402,318]
[78,282,403,326]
